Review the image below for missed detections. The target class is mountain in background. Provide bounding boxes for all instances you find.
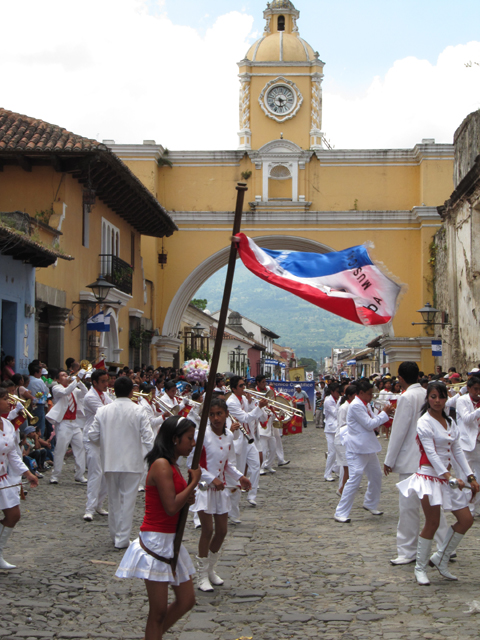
[195,262,375,362]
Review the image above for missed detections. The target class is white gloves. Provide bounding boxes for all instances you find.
[77,369,87,380]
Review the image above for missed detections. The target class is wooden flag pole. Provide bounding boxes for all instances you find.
[171,182,248,573]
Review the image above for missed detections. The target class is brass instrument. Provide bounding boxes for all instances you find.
[245,388,305,422]
[371,393,401,414]
[133,391,179,416]
[8,394,39,425]
[79,359,93,373]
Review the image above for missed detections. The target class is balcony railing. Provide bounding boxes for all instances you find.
[99,254,133,296]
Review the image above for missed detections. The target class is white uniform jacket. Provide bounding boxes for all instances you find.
[323,395,339,434]
[256,386,275,438]
[189,424,243,488]
[159,392,186,414]
[0,418,28,478]
[46,379,88,425]
[384,383,426,474]
[227,393,267,453]
[83,387,113,443]
[89,397,154,473]
[416,413,472,478]
[456,393,480,452]
[345,396,388,454]
[138,397,164,435]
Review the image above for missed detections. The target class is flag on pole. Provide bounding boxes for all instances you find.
[87,312,105,331]
[103,312,111,333]
[235,233,403,326]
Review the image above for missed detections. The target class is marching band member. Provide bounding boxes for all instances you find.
[455,375,480,516]
[159,381,189,415]
[190,398,251,591]
[397,382,479,584]
[256,375,277,475]
[324,383,340,482]
[47,368,88,485]
[83,369,112,522]
[226,376,268,522]
[335,385,356,496]
[334,379,394,523]
[89,376,154,549]
[139,384,165,437]
[384,362,450,565]
[0,387,38,569]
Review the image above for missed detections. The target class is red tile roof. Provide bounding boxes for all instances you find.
[0,109,102,152]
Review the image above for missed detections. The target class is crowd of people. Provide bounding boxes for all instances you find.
[2,352,480,636]
[314,362,480,586]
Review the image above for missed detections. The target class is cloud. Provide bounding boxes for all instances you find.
[323,41,480,149]
[0,1,478,151]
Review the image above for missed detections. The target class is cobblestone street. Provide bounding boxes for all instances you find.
[2,427,480,640]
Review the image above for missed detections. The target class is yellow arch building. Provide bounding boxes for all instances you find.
[111,0,454,373]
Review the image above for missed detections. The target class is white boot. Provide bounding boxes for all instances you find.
[195,556,213,592]
[208,551,224,586]
[429,527,463,580]
[0,525,16,570]
[414,536,432,586]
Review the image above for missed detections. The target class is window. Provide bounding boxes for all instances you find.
[131,232,135,269]
[101,219,120,276]
[82,205,90,248]
[278,15,285,31]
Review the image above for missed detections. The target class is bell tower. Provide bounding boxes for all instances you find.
[237,0,325,151]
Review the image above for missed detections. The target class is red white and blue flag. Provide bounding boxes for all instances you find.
[235,233,403,326]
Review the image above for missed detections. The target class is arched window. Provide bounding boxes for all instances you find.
[278,15,285,31]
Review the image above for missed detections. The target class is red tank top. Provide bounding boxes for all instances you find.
[140,464,187,533]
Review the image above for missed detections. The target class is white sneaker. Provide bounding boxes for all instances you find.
[334,515,351,523]
[83,513,93,522]
[278,460,290,466]
[267,467,276,474]
[75,477,88,484]
[390,556,415,565]
[138,486,145,492]
[248,499,257,507]
[229,516,242,525]
[49,478,58,484]
[95,508,108,516]
[259,469,267,476]
[324,477,335,482]
[363,506,383,516]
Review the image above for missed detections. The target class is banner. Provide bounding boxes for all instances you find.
[431,340,442,357]
[86,312,111,332]
[236,233,403,326]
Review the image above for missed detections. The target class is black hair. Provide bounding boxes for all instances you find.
[191,392,202,402]
[4,355,14,365]
[339,384,357,405]
[255,374,267,384]
[65,357,75,369]
[1,380,15,389]
[467,376,480,389]
[164,380,177,392]
[0,386,8,399]
[50,368,64,381]
[212,391,227,399]
[209,397,228,413]
[398,361,419,385]
[419,377,429,387]
[114,376,133,398]
[230,375,244,390]
[356,379,373,393]
[12,373,24,386]
[145,416,196,467]
[91,368,108,385]
[421,381,452,423]
[140,382,154,394]
[28,363,41,376]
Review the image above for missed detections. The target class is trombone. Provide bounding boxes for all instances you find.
[8,394,39,425]
[133,391,179,416]
[245,388,305,421]
[79,359,94,373]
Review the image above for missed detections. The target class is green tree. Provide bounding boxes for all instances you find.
[190,298,207,311]
[298,357,319,374]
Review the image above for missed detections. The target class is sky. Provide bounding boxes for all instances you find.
[2,0,480,150]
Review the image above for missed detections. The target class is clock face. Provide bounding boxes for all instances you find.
[266,85,295,115]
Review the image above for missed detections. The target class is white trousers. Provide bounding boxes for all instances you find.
[465,449,480,515]
[104,472,142,548]
[230,440,260,518]
[335,451,382,519]
[51,421,86,482]
[396,472,450,560]
[260,435,276,469]
[324,431,338,479]
[273,427,286,464]
[84,441,108,514]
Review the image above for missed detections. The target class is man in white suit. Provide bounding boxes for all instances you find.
[82,368,112,521]
[47,368,88,485]
[334,379,394,523]
[456,375,480,516]
[227,376,268,521]
[89,376,154,549]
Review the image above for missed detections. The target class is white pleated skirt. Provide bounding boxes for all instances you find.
[0,474,21,511]
[115,531,195,586]
[397,465,471,512]
[189,487,232,515]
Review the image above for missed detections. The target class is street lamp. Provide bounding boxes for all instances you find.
[87,275,116,305]
[191,322,205,354]
[234,345,244,375]
[411,302,449,327]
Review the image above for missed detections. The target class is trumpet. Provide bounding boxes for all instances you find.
[133,391,178,416]
[8,394,39,425]
[245,388,305,421]
[79,359,94,373]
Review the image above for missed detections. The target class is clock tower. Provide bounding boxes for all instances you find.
[237,0,324,151]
